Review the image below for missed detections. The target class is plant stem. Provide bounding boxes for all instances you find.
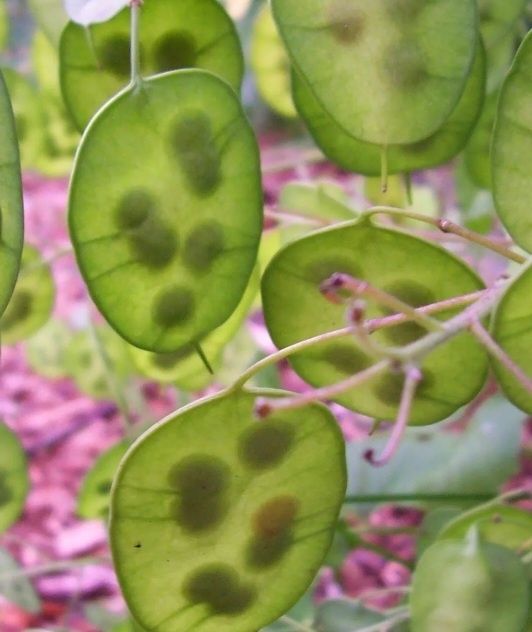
[229,289,489,391]
[365,206,527,264]
[129,0,142,87]
[254,360,389,417]
[322,274,442,332]
[343,493,494,504]
[279,616,316,632]
[366,290,485,333]
[87,316,135,433]
[393,281,508,363]
[229,327,354,391]
[364,366,422,466]
[470,320,532,393]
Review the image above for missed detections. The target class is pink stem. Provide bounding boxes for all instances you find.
[470,321,532,393]
[364,366,423,467]
[254,360,389,418]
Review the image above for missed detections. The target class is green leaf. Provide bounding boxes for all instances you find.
[293,39,486,176]
[130,266,259,391]
[78,441,129,520]
[69,70,262,353]
[410,530,529,631]
[110,388,346,632]
[60,0,244,131]
[314,600,386,631]
[1,245,55,345]
[272,0,477,145]
[0,69,23,320]
[492,31,532,252]
[0,547,40,614]
[250,4,297,118]
[491,262,532,413]
[0,423,29,534]
[346,399,524,504]
[438,503,532,551]
[261,220,488,424]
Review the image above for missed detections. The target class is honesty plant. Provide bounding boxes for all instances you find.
[0,0,531,630]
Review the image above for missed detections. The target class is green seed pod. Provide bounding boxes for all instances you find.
[411,527,529,632]
[110,389,346,631]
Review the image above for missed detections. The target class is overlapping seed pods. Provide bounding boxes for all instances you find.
[0,70,23,319]
[0,422,29,533]
[261,220,488,424]
[490,262,532,413]
[272,0,477,145]
[69,70,262,353]
[130,266,259,390]
[60,0,244,131]
[110,389,346,632]
[0,245,55,345]
[250,5,296,119]
[410,528,528,631]
[293,39,486,176]
[491,31,532,252]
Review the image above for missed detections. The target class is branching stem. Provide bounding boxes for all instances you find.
[470,320,532,393]
[365,206,527,264]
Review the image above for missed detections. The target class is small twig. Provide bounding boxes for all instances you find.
[364,366,423,466]
[279,615,316,632]
[254,360,389,418]
[355,608,410,632]
[348,299,390,359]
[365,206,526,264]
[470,320,532,393]
[263,206,330,227]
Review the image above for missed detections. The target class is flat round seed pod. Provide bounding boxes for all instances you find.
[261,220,488,424]
[0,246,55,345]
[272,0,477,145]
[0,422,29,534]
[78,441,129,520]
[250,5,296,119]
[110,389,346,632]
[437,504,532,550]
[130,266,259,390]
[0,70,23,319]
[410,532,529,632]
[491,263,532,413]
[69,70,262,353]
[492,31,532,252]
[60,0,244,131]
[292,40,486,176]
